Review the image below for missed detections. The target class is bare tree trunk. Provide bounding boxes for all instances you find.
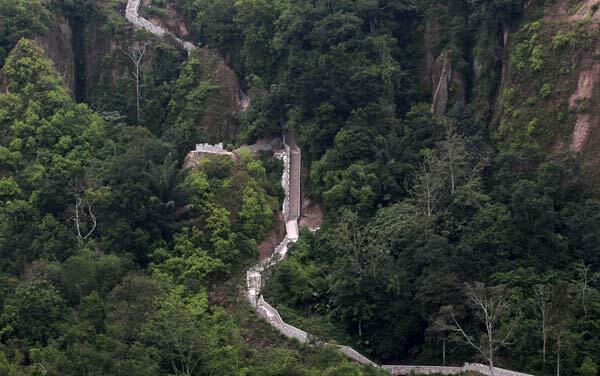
[556,331,561,376]
[426,182,432,218]
[135,60,140,122]
[577,262,590,319]
[124,43,147,124]
[442,338,446,366]
[450,162,455,196]
[444,283,519,376]
[72,192,97,245]
[542,316,548,369]
[488,322,495,376]
[537,285,550,369]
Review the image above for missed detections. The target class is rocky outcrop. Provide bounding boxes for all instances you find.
[35,16,76,94]
[431,51,452,115]
[299,198,323,233]
[192,48,247,141]
[430,51,466,115]
[125,0,249,141]
[567,0,600,154]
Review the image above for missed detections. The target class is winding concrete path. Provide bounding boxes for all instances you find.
[124,3,534,375]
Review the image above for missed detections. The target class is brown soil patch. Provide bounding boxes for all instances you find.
[569,55,600,110]
[571,114,597,151]
[299,197,324,232]
[258,213,285,261]
[570,0,600,21]
[569,45,600,153]
[142,0,191,38]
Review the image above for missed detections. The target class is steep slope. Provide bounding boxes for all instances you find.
[493,0,600,182]
[34,16,76,94]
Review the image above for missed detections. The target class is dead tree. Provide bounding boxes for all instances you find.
[535,284,552,369]
[574,261,591,319]
[123,43,147,124]
[411,149,445,218]
[550,282,571,376]
[442,282,520,376]
[69,179,99,245]
[73,194,97,244]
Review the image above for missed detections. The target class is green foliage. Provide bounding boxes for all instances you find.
[163,52,220,157]
[1,1,599,375]
[540,82,553,98]
[512,22,545,73]
[579,356,598,376]
[552,30,578,50]
[0,0,50,66]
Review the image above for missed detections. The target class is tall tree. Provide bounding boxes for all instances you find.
[124,42,147,124]
[535,284,552,370]
[550,282,571,376]
[442,282,520,375]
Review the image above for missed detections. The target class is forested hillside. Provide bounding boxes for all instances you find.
[0,0,598,375]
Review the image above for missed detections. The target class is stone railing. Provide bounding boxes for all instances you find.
[195,142,227,153]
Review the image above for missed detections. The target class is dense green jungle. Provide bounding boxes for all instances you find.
[0,0,598,375]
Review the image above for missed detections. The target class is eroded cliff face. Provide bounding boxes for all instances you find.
[192,48,245,141]
[422,0,600,185]
[420,11,470,117]
[494,0,600,183]
[141,0,191,39]
[27,0,245,144]
[35,16,76,95]
[431,50,467,115]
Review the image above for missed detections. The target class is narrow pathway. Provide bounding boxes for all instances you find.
[124,3,533,375]
[126,0,195,52]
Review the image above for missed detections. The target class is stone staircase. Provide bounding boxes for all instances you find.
[124,3,534,374]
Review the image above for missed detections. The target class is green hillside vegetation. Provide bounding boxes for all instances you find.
[0,0,598,375]
[0,39,384,375]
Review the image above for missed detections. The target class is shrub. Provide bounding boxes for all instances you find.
[540,83,553,98]
[529,45,544,71]
[552,31,577,50]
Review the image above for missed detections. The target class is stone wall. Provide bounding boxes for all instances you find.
[183,143,235,169]
[383,363,534,376]
[125,3,534,373]
[242,134,533,376]
[126,0,195,52]
[286,133,301,222]
[383,365,463,375]
[462,363,534,376]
